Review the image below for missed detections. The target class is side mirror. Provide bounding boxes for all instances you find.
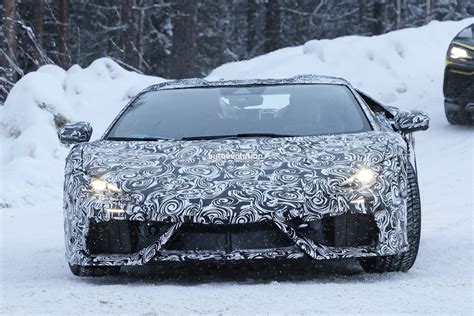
[394,110,430,133]
[58,122,93,144]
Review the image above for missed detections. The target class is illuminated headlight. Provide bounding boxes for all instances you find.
[341,167,378,190]
[354,167,377,185]
[449,46,471,60]
[90,178,121,193]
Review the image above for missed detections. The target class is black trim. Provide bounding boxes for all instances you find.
[291,213,378,248]
[163,222,294,252]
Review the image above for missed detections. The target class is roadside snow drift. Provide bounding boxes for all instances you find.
[1,19,473,314]
[0,59,163,206]
[210,18,470,112]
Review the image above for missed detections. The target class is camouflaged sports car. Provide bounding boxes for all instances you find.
[58,75,429,276]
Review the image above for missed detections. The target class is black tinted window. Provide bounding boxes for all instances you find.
[455,24,473,40]
[107,84,371,140]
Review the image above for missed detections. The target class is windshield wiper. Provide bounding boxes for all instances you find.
[107,136,172,141]
[180,133,298,141]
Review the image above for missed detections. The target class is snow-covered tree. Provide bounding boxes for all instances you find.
[0,0,472,103]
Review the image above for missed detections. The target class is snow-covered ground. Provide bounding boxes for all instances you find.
[1,19,473,314]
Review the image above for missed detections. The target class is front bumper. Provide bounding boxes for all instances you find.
[445,99,474,113]
[443,63,474,110]
[84,212,380,265]
[64,183,409,266]
[63,136,410,267]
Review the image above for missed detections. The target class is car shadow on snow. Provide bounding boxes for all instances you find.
[77,258,401,286]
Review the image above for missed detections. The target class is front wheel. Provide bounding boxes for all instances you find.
[359,163,421,273]
[69,264,120,277]
[444,101,470,125]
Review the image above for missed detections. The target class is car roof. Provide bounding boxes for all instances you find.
[143,75,351,93]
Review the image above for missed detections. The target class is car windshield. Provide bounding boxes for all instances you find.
[106,84,371,140]
[455,24,473,40]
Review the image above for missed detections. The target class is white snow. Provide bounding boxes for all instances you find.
[1,19,473,314]
[0,58,163,206]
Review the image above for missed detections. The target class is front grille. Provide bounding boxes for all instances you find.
[444,65,474,99]
[86,220,173,254]
[291,213,378,248]
[162,222,294,252]
[86,213,378,256]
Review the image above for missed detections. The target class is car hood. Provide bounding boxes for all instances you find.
[80,131,404,209]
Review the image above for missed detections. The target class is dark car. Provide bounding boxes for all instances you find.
[58,75,429,276]
[444,23,474,124]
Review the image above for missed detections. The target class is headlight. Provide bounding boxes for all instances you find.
[354,167,377,185]
[341,167,378,190]
[449,46,471,60]
[90,178,121,193]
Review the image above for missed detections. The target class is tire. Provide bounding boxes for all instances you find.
[69,263,120,277]
[359,163,421,273]
[444,102,469,125]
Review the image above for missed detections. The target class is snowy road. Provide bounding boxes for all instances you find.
[1,105,473,315]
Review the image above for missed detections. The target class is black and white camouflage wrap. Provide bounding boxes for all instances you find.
[393,109,430,132]
[61,75,427,266]
[58,122,93,144]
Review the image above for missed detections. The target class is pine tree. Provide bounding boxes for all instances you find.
[168,0,198,78]
[264,0,281,53]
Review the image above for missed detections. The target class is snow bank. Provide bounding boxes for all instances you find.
[0,19,472,207]
[210,19,473,113]
[0,58,164,206]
